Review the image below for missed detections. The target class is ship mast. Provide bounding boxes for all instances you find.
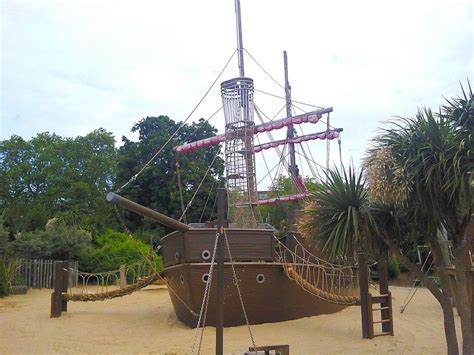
[221,0,257,228]
[235,0,245,77]
[284,51,298,232]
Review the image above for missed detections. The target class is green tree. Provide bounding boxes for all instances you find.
[300,167,374,260]
[10,220,92,260]
[0,129,118,234]
[78,229,159,273]
[365,86,473,354]
[302,84,472,354]
[258,175,320,230]
[115,116,224,239]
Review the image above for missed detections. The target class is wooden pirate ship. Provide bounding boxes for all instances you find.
[107,0,359,328]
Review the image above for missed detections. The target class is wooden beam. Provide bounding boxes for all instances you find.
[358,252,370,339]
[378,246,390,333]
[50,261,68,318]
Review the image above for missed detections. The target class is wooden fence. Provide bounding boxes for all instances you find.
[15,259,78,289]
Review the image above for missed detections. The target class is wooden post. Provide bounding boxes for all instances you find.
[388,291,394,336]
[367,293,374,339]
[378,246,390,333]
[61,262,68,312]
[283,50,297,233]
[119,265,126,289]
[50,261,68,318]
[358,252,370,339]
[216,188,226,355]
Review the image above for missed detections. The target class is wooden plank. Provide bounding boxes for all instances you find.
[44,260,47,288]
[371,294,389,304]
[44,260,48,288]
[358,252,370,339]
[367,292,374,339]
[44,261,48,288]
[50,261,68,318]
[27,261,31,288]
[249,345,289,355]
[378,247,390,333]
[47,261,52,288]
[41,260,44,288]
[372,319,391,324]
[388,291,394,336]
[34,260,36,287]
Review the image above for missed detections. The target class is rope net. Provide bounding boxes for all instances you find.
[64,255,163,302]
[274,236,361,306]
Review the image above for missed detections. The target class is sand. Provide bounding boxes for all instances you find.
[0,285,460,354]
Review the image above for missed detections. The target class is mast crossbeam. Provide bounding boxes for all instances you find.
[175,108,333,154]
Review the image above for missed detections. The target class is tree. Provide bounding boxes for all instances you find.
[115,116,224,239]
[365,85,473,354]
[258,175,320,231]
[9,220,92,260]
[302,84,472,354]
[299,167,373,260]
[0,129,118,234]
[78,229,157,273]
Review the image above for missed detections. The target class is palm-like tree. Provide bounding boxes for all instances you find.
[299,166,373,261]
[365,85,473,354]
[300,166,394,339]
[302,83,472,354]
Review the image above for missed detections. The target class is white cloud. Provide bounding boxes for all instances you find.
[1,0,473,189]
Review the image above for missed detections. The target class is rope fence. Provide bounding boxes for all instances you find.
[274,236,361,305]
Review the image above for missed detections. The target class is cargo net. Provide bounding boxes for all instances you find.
[274,236,361,305]
[221,77,258,228]
[64,256,161,302]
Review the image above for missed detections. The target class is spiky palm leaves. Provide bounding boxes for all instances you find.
[366,97,472,242]
[364,83,473,354]
[300,167,374,261]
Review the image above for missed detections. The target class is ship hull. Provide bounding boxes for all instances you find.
[163,262,350,327]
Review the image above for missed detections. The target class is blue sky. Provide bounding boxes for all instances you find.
[1,0,473,186]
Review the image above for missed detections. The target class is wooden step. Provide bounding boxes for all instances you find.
[374,332,392,337]
[366,291,394,339]
[371,294,389,303]
[373,319,391,324]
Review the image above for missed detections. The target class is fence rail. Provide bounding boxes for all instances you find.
[14,259,78,289]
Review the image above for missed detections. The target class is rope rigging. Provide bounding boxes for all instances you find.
[254,106,307,193]
[191,231,220,355]
[117,50,236,193]
[179,154,219,222]
[254,105,317,209]
[190,229,257,355]
[199,178,217,223]
[273,235,361,306]
[293,106,323,180]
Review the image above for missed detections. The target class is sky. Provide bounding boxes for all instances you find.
[1,0,473,188]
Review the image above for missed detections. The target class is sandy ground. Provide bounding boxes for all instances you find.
[0,285,460,354]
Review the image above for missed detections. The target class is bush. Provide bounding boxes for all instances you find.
[388,255,400,279]
[10,221,91,260]
[79,229,162,273]
[0,259,18,297]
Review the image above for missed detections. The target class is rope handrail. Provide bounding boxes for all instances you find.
[64,254,198,316]
[273,234,355,270]
[65,273,160,302]
[274,234,360,306]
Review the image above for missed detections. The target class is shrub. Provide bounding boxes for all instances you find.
[79,229,162,273]
[10,222,91,260]
[388,255,400,279]
[0,259,18,297]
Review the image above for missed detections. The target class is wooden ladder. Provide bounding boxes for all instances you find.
[367,292,394,338]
